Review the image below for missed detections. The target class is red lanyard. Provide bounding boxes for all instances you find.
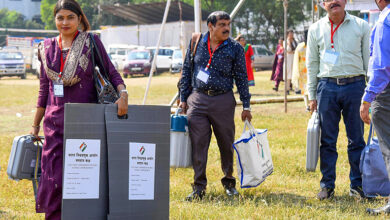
[329,18,343,49]
[58,31,79,78]
[206,35,223,71]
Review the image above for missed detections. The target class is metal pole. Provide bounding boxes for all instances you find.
[0,27,59,33]
[194,0,201,32]
[316,0,320,21]
[169,93,180,106]
[179,1,185,59]
[142,0,172,105]
[137,24,140,46]
[283,0,288,113]
[230,0,246,19]
[312,0,315,23]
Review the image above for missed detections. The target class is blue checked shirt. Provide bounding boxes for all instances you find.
[180,32,251,108]
[363,5,390,103]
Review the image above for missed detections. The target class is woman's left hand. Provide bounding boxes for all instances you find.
[115,92,128,116]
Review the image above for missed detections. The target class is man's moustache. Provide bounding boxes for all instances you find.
[330,4,341,9]
[223,31,230,34]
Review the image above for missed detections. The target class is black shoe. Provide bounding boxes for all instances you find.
[186,188,205,202]
[272,87,278,92]
[295,90,301,94]
[367,201,390,215]
[224,186,239,197]
[349,186,365,199]
[317,187,334,200]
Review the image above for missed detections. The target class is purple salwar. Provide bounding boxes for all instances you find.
[271,44,284,83]
[36,32,124,219]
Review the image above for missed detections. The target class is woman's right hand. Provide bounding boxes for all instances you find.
[30,126,40,139]
[31,107,45,140]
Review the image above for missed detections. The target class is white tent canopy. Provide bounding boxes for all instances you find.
[319,0,378,11]
[345,0,378,11]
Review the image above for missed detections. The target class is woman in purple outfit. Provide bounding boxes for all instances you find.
[30,0,128,219]
[271,37,284,92]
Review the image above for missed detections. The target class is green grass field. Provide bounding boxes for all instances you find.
[0,71,386,219]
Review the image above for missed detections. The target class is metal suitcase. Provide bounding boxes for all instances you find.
[7,135,43,181]
[306,111,320,172]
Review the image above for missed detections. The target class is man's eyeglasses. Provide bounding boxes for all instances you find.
[323,0,339,2]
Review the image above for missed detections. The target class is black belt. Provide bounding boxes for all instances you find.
[195,88,228,96]
[320,75,365,86]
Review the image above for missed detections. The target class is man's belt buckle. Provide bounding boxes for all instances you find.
[207,90,214,96]
[336,78,347,85]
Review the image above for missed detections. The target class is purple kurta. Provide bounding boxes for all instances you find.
[271,44,284,81]
[36,32,124,216]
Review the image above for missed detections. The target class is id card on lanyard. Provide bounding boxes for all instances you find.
[54,31,79,97]
[324,18,343,65]
[196,35,223,84]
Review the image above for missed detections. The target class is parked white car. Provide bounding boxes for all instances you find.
[170,49,183,73]
[31,48,40,78]
[108,54,119,71]
[147,47,177,71]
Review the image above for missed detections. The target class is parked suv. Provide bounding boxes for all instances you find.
[0,51,26,79]
[123,49,153,77]
[147,47,176,71]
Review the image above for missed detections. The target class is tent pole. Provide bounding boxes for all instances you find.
[170,0,201,108]
[194,0,201,32]
[312,0,315,23]
[142,0,172,105]
[230,0,246,19]
[283,0,288,113]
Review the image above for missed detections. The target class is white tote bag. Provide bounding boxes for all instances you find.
[233,120,273,188]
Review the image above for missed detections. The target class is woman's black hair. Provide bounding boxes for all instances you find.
[54,0,91,32]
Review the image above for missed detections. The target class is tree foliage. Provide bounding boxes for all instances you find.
[40,0,313,50]
[41,0,132,30]
[0,8,44,29]
[41,0,57,30]
[234,0,312,50]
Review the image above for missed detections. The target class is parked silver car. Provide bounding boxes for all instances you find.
[0,51,26,79]
[252,45,274,71]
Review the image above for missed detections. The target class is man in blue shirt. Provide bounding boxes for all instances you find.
[179,11,252,201]
[360,0,390,214]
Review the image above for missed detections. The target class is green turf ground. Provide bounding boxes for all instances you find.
[0,71,384,219]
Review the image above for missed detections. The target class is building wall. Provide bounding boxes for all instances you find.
[100,21,208,50]
[0,0,41,20]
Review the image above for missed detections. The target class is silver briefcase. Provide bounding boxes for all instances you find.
[306,111,320,172]
[7,135,43,181]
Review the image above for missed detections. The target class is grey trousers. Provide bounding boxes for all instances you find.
[372,85,390,178]
[187,90,236,190]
